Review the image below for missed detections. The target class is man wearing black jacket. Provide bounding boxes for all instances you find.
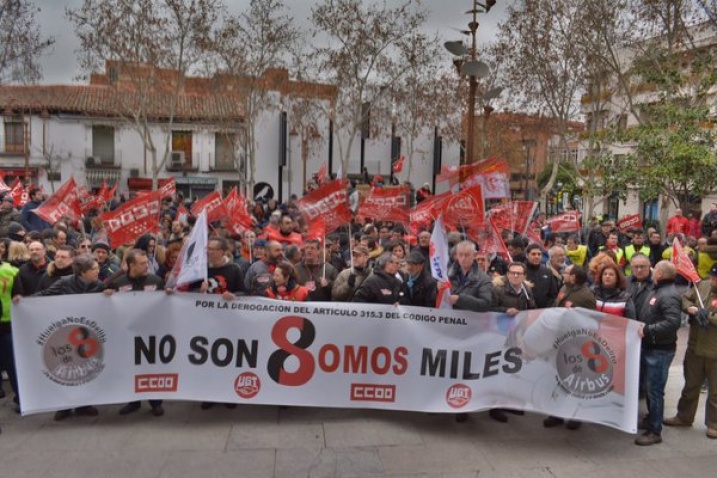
[352,253,404,304]
[18,241,48,295]
[635,260,682,446]
[401,250,437,308]
[105,249,166,417]
[37,246,75,292]
[525,244,559,309]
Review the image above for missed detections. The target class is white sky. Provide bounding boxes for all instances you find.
[34,0,510,84]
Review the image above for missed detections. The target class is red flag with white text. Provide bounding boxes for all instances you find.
[673,238,700,283]
[33,177,83,224]
[191,190,228,224]
[358,185,410,224]
[101,190,162,247]
[392,156,406,174]
[440,185,485,230]
[222,187,253,235]
[547,211,581,233]
[296,179,351,234]
[10,179,27,208]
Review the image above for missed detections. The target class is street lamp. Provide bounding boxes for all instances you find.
[444,0,499,168]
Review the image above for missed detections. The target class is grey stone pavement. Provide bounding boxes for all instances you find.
[0,327,714,478]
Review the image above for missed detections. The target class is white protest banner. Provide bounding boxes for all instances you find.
[13,294,641,433]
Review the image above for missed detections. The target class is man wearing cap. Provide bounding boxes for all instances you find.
[662,263,717,439]
[0,194,20,238]
[332,245,371,302]
[401,250,437,308]
[6,221,26,242]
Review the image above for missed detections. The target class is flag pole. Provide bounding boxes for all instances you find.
[322,232,327,279]
[348,222,354,273]
[694,282,706,309]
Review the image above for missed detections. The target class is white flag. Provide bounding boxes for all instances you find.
[429,215,452,309]
[166,209,208,288]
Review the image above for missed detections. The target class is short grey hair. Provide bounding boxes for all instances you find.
[374,252,395,271]
[548,245,565,258]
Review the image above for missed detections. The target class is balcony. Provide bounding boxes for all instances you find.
[165,151,198,172]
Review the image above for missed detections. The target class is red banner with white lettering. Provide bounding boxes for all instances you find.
[617,214,643,233]
[547,211,581,233]
[33,177,83,225]
[191,191,228,224]
[409,193,449,233]
[101,190,162,247]
[160,178,176,199]
[358,185,410,224]
[296,179,351,234]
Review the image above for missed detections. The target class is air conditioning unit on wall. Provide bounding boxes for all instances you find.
[129,168,140,178]
[170,151,185,168]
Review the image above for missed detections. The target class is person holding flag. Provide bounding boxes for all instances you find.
[332,245,371,302]
[663,263,717,439]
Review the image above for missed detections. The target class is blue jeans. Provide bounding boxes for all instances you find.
[642,348,676,435]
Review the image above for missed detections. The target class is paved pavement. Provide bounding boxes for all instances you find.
[0,328,714,478]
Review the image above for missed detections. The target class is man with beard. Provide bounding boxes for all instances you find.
[295,239,338,302]
[18,241,49,295]
[245,240,284,295]
[267,215,303,246]
[332,245,371,302]
[105,249,166,417]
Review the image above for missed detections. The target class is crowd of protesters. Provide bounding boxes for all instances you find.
[0,184,715,447]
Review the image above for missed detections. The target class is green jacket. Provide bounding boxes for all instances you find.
[682,280,717,359]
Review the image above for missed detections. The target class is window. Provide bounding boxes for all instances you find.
[3,118,25,154]
[215,133,235,170]
[171,131,192,166]
[91,126,115,163]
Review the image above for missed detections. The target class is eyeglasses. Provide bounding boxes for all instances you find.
[79,244,91,249]
[632,265,649,269]
[508,271,524,276]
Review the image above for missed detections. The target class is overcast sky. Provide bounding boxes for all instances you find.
[34,0,510,85]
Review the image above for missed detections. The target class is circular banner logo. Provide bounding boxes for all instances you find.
[234,372,261,399]
[41,324,105,386]
[555,334,615,399]
[445,383,472,409]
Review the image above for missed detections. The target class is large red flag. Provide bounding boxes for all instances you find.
[101,189,162,246]
[191,190,228,224]
[223,187,253,236]
[409,192,450,234]
[159,178,176,199]
[617,214,643,233]
[673,237,700,283]
[33,177,83,224]
[306,216,326,243]
[547,211,581,233]
[296,179,351,234]
[440,185,485,230]
[512,201,538,235]
[466,218,511,263]
[357,185,410,224]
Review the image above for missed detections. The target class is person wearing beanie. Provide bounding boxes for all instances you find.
[0,195,21,239]
[7,221,26,242]
[92,240,119,284]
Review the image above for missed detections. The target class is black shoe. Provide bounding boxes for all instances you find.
[200,402,214,410]
[504,409,525,416]
[455,413,469,423]
[224,403,237,409]
[75,406,99,417]
[489,409,509,423]
[635,431,662,446]
[54,409,72,421]
[151,404,165,417]
[566,420,582,430]
[543,416,564,428]
[119,402,141,416]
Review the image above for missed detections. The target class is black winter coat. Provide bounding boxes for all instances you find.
[447,262,492,312]
[352,270,404,304]
[34,275,105,296]
[401,270,438,308]
[526,263,559,309]
[638,280,682,350]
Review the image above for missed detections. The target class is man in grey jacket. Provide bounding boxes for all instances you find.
[446,241,492,312]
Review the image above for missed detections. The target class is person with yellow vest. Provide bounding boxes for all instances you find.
[624,229,651,276]
[697,237,717,279]
[0,257,23,414]
[565,234,588,267]
[599,231,626,268]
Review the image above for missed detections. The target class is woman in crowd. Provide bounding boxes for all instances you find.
[263,262,309,301]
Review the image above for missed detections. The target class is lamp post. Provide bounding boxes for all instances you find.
[444,0,498,168]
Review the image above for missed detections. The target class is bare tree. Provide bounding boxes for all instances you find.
[308,0,429,174]
[496,0,587,211]
[0,0,54,84]
[67,0,222,190]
